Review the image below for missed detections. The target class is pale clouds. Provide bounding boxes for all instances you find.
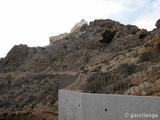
[113,0,160,30]
[132,0,160,30]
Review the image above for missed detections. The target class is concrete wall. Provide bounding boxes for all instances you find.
[58,90,160,120]
[58,90,83,120]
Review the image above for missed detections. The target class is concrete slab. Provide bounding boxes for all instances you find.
[58,90,83,120]
[58,90,160,120]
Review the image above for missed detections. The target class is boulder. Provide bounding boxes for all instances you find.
[126,25,139,34]
[156,19,160,28]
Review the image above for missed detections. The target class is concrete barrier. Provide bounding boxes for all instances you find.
[58,90,160,120]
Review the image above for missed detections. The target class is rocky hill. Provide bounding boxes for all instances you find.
[0,18,160,120]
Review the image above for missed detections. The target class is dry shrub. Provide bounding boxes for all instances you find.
[138,47,160,62]
[118,63,137,75]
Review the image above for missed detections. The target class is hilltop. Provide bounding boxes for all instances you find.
[0,18,160,120]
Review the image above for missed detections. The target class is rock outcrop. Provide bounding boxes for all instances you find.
[49,33,69,45]
[156,18,160,28]
[70,19,88,33]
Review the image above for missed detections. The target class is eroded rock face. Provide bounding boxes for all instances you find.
[70,19,88,33]
[1,18,160,120]
[156,19,160,28]
[99,30,115,43]
[49,33,69,45]
[0,45,36,72]
[136,29,148,39]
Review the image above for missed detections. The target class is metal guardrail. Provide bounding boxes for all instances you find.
[78,66,160,96]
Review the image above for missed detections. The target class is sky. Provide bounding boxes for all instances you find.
[0,0,160,57]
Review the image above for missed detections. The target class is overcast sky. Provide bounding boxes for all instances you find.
[0,0,160,57]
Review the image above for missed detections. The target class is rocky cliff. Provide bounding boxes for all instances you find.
[0,18,160,120]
